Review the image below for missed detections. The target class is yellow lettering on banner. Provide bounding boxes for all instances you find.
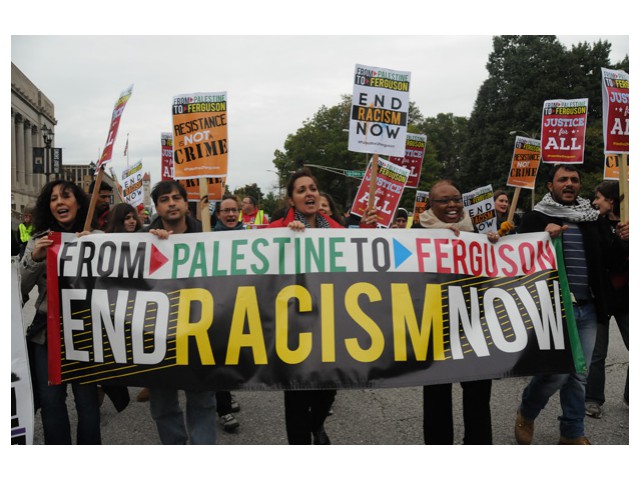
[225,287,268,365]
[176,288,215,365]
[321,284,336,362]
[344,283,384,362]
[391,284,444,361]
[275,285,312,364]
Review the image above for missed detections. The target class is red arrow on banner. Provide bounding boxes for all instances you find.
[149,244,169,275]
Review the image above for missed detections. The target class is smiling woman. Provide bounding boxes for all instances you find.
[20,179,102,445]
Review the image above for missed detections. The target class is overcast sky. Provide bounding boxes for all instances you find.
[10,34,629,196]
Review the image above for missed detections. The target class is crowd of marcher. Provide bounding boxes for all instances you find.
[15,164,628,445]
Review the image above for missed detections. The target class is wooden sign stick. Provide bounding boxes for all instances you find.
[199,178,211,232]
[506,187,521,224]
[367,154,379,211]
[618,154,629,223]
[84,167,104,231]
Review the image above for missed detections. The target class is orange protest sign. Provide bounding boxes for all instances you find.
[506,136,541,190]
[172,92,228,180]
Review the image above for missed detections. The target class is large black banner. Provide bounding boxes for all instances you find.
[46,229,583,390]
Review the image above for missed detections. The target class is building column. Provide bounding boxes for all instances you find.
[24,121,34,192]
[15,114,25,190]
[11,111,17,187]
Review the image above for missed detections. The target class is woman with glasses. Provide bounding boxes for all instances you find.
[414,179,497,444]
[212,195,246,431]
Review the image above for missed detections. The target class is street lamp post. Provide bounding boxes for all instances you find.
[41,125,55,182]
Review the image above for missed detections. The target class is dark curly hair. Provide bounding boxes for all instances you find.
[33,180,90,233]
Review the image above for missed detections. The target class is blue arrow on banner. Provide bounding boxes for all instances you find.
[392,238,412,268]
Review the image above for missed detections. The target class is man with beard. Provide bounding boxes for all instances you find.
[89,180,113,230]
[514,164,607,445]
[143,180,218,444]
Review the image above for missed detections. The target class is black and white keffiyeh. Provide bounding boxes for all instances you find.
[294,209,331,229]
[534,193,599,222]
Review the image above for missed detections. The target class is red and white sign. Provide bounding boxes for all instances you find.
[161,132,174,181]
[389,133,426,188]
[602,68,629,155]
[540,98,588,164]
[96,85,134,170]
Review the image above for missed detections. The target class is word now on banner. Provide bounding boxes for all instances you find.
[46,229,584,391]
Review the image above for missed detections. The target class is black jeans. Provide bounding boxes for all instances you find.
[423,380,492,444]
[284,389,336,444]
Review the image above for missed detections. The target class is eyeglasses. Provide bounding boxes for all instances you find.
[430,197,463,205]
[220,208,239,214]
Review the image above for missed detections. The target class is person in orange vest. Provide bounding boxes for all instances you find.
[238,196,268,229]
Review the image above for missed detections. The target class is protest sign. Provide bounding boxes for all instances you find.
[540,98,588,164]
[506,136,541,189]
[412,190,429,225]
[463,185,496,233]
[45,229,583,391]
[601,68,629,155]
[604,154,629,181]
[11,264,34,444]
[348,64,411,157]
[172,92,228,179]
[389,133,426,188]
[161,132,174,181]
[122,160,144,207]
[350,157,410,227]
[96,85,134,170]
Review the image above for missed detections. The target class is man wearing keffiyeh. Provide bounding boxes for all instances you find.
[514,164,608,445]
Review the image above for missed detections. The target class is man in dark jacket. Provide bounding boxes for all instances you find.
[143,180,218,444]
[514,165,606,445]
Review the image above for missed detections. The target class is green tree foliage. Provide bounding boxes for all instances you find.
[460,35,625,208]
[233,183,264,206]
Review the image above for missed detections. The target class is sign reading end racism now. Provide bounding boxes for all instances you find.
[46,229,583,390]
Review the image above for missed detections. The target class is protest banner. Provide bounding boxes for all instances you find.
[11,263,34,444]
[540,98,588,164]
[350,157,410,228]
[601,68,629,223]
[412,190,429,225]
[96,85,134,170]
[389,133,427,188]
[45,229,583,391]
[463,185,497,233]
[122,160,144,207]
[161,132,174,181]
[85,85,134,230]
[172,92,229,229]
[507,136,541,190]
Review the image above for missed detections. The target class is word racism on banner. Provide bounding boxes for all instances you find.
[172,92,228,179]
[46,229,582,391]
[540,98,588,164]
[350,157,410,227]
[463,185,496,233]
[122,161,144,207]
[601,68,629,155]
[348,64,411,157]
[161,132,174,181]
[604,154,630,181]
[507,136,541,190]
[389,133,426,188]
[97,85,134,170]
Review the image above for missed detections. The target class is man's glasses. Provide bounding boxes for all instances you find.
[430,197,463,205]
[220,208,239,214]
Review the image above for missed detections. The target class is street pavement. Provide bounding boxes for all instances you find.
[22,300,629,446]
